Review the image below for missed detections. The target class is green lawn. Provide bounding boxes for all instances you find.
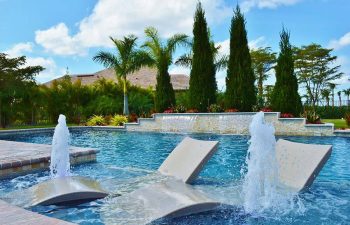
[322,119,349,129]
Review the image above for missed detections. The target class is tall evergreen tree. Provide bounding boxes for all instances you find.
[189,2,217,112]
[271,28,302,116]
[225,6,256,111]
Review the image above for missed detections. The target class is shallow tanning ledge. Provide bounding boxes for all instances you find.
[106,179,221,225]
[276,139,332,191]
[28,176,108,206]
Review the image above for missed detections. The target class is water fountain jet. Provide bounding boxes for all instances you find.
[50,114,71,178]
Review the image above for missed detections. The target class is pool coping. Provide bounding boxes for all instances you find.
[0,199,75,225]
[0,140,100,179]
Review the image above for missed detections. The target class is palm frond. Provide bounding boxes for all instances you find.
[215,54,229,71]
[175,53,193,68]
[93,51,119,69]
[166,34,190,55]
[144,27,161,50]
[129,50,156,73]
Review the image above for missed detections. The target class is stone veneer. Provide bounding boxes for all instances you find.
[125,112,335,136]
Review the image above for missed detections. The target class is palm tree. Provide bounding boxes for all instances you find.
[142,27,189,112]
[321,89,330,106]
[337,91,342,107]
[175,36,228,72]
[343,88,350,107]
[328,83,336,108]
[93,35,152,115]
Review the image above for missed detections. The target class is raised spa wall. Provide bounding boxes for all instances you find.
[125,112,335,136]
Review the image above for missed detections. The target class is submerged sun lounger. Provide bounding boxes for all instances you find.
[158,137,219,184]
[110,137,220,224]
[28,176,108,206]
[276,139,332,191]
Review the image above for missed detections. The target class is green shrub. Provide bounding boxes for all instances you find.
[345,113,350,126]
[110,114,128,126]
[302,110,321,124]
[87,115,105,126]
[174,105,187,113]
[208,104,223,113]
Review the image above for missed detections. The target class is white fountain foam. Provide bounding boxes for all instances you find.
[242,112,304,216]
[50,114,71,178]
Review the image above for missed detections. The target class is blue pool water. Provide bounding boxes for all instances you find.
[0,130,349,224]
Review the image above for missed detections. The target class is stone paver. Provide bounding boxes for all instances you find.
[0,200,75,225]
[0,140,99,179]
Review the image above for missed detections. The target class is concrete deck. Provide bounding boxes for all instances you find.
[0,200,75,225]
[0,140,98,179]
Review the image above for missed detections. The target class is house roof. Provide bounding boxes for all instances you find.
[44,67,189,90]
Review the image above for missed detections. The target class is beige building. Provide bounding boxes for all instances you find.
[44,67,189,91]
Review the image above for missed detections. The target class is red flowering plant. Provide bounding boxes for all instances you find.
[128,113,138,122]
[163,108,174,113]
[260,107,273,112]
[225,108,239,112]
[344,113,350,127]
[186,108,199,113]
[280,113,294,118]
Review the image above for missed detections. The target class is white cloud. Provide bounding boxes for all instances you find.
[329,32,350,50]
[4,42,33,56]
[26,57,58,83]
[35,23,87,56]
[4,42,60,83]
[215,36,266,56]
[241,0,301,12]
[248,36,267,50]
[34,0,231,56]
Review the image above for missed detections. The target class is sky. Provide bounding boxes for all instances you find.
[1,0,350,95]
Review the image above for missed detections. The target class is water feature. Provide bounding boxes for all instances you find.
[50,114,71,178]
[0,130,348,224]
[242,112,303,215]
[160,115,197,133]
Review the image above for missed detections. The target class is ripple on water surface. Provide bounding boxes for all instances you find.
[0,131,349,225]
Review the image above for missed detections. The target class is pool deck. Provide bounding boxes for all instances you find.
[0,140,99,179]
[0,200,75,225]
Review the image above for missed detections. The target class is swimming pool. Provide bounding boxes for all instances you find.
[0,130,349,224]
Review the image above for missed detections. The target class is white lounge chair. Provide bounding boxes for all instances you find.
[276,139,332,191]
[158,137,219,184]
[25,176,108,206]
[102,137,221,225]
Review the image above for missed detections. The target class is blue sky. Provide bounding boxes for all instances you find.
[1,0,349,93]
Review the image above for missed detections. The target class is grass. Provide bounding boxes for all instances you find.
[0,124,78,130]
[322,119,349,129]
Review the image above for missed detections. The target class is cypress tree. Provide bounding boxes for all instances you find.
[271,28,302,116]
[155,52,176,112]
[189,2,217,112]
[225,6,256,111]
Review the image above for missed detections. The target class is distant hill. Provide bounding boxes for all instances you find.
[44,67,189,91]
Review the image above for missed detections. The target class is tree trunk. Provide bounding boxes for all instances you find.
[339,96,342,107]
[123,76,129,115]
[258,71,263,100]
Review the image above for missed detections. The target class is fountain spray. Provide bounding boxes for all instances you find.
[50,114,71,178]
